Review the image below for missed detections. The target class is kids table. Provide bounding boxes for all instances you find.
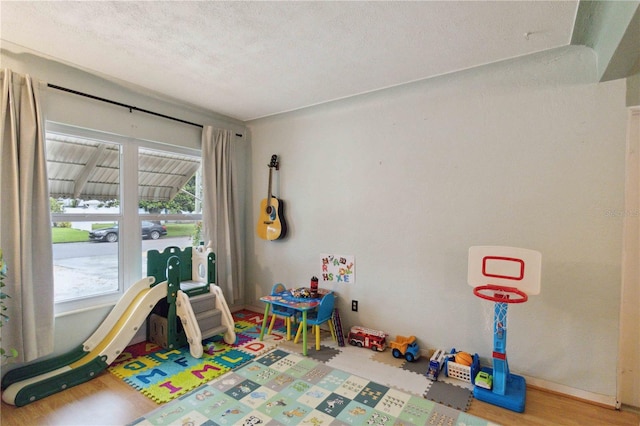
[259,288,332,356]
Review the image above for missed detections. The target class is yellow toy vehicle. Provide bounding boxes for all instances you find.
[389,335,420,362]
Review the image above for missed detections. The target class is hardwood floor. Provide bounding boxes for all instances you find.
[2,368,638,426]
[1,371,157,426]
[468,388,639,426]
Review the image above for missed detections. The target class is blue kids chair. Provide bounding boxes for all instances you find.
[294,292,337,350]
[267,283,296,340]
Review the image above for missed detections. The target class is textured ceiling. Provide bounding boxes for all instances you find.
[1,1,579,121]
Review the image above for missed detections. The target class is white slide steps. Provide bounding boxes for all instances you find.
[176,284,236,358]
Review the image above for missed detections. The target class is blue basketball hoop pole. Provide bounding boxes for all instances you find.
[473,290,527,413]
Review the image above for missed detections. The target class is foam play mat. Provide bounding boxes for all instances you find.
[110,309,477,413]
[128,348,498,426]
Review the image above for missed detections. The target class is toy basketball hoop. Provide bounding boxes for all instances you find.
[468,246,541,413]
[473,284,528,303]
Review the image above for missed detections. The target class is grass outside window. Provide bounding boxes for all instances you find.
[52,223,196,243]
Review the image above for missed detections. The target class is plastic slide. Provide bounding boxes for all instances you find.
[1,277,167,407]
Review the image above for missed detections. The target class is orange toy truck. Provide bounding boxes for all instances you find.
[389,335,420,362]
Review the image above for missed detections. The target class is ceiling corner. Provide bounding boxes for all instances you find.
[571,0,640,82]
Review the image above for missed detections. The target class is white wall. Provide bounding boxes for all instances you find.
[246,46,628,399]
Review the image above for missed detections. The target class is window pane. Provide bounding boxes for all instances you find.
[47,133,121,212]
[140,220,198,275]
[138,147,202,274]
[138,147,202,215]
[47,132,122,303]
[53,221,120,302]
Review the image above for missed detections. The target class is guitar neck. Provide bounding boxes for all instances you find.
[266,167,274,207]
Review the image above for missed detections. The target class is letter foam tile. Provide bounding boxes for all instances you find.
[109,355,162,380]
[109,333,257,403]
[110,341,162,368]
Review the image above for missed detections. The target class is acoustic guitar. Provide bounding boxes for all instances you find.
[257,154,287,240]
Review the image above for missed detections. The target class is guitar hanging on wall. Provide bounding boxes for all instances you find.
[257,154,287,240]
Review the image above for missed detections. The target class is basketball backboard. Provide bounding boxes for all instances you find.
[468,246,541,295]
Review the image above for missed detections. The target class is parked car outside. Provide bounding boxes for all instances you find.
[89,221,167,242]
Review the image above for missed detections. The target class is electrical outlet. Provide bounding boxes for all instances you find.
[351,300,358,312]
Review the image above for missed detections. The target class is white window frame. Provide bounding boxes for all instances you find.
[48,122,201,315]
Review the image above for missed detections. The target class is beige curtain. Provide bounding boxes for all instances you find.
[0,69,54,362]
[201,126,243,304]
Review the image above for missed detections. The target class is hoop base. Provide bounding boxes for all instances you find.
[473,369,526,413]
[473,284,528,303]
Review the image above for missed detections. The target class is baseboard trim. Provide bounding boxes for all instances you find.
[621,403,640,414]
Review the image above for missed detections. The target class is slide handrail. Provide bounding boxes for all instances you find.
[210,284,236,345]
[175,290,203,358]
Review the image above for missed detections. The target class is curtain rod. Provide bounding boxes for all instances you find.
[47,83,243,137]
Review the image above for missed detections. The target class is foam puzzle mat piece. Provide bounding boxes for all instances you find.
[429,403,464,426]
[400,356,430,375]
[305,345,341,363]
[231,309,266,324]
[423,380,473,412]
[237,338,278,357]
[277,339,311,354]
[371,349,407,368]
[111,341,161,367]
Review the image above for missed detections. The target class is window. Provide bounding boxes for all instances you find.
[47,123,202,314]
